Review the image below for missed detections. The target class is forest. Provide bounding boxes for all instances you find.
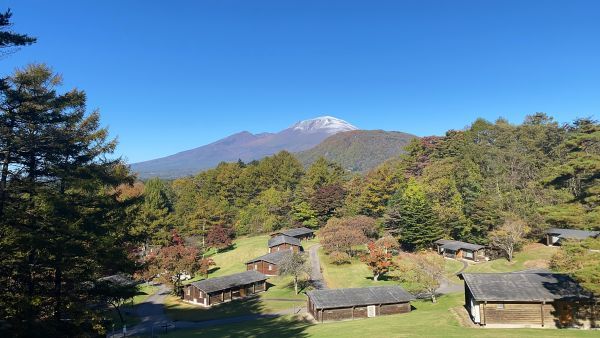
[1,8,599,337]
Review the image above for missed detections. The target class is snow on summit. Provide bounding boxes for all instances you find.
[291,116,358,134]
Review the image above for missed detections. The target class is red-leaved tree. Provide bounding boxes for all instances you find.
[361,241,397,281]
[205,224,234,250]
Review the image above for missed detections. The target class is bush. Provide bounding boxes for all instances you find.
[328,251,351,265]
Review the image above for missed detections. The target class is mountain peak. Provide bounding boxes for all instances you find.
[290,116,358,134]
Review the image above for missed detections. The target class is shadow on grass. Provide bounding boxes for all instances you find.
[165,316,312,338]
[165,296,267,322]
[365,275,393,282]
[216,244,236,254]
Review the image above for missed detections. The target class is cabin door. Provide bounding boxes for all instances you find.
[559,303,573,326]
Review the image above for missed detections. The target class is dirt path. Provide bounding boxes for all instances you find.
[308,244,327,289]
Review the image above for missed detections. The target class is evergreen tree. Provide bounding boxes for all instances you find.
[0,64,137,337]
[397,179,444,251]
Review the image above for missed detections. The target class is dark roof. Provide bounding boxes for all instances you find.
[268,234,301,248]
[246,251,291,265]
[190,271,267,293]
[435,239,485,251]
[461,272,594,302]
[277,227,314,238]
[544,228,599,240]
[307,286,415,309]
[98,274,136,286]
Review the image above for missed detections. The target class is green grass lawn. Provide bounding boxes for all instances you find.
[165,234,312,322]
[165,276,306,322]
[463,243,556,274]
[157,292,597,338]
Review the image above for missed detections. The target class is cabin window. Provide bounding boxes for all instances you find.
[464,251,474,259]
[187,287,191,296]
[254,264,258,270]
[496,303,504,310]
[268,264,273,271]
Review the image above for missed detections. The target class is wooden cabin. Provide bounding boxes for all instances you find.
[271,227,315,240]
[268,234,303,253]
[183,270,267,307]
[460,272,598,329]
[245,251,291,276]
[544,228,599,246]
[306,286,415,323]
[435,239,486,262]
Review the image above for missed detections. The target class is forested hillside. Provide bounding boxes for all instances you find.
[296,130,416,172]
[139,114,599,248]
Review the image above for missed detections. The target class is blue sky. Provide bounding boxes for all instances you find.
[2,1,599,163]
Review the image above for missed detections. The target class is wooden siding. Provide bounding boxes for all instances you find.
[246,261,280,276]
[269,243,301,253]
[183,280,267,307]
[307,302,411,322]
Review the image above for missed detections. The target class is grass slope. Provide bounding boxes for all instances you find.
[160,293,596,338]
[463,243,556,273]
[166,235,318,322]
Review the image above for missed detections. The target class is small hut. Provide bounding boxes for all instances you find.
[183,270,267,307]
[246,251,291,276]
[306,286,415,322]
[268,234,303,253]
[435,239,486,262]
[543,228,599,246]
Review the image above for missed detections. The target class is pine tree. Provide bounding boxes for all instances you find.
[398,179,444,251]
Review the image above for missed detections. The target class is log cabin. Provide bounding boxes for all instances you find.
[306,286,415,323]
[183,270,267,307]
[271,227,315,241]
[460,272,599,329]
[435,239,486,262]
[245,251,291,276]
[543,228,599,246]
[268,234,303,253]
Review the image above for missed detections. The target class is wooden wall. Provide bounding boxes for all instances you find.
[183,280,267,307]
[269,243,301,253]
[246,260,279,275]
[308,302,411,322]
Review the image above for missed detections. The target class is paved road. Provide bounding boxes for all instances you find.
[436,259,467,295]
[308,244,327,289]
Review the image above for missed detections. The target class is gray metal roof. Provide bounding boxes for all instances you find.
[190,270,267,294]
[435,239,485,251]
[307,286,415,309]
[245,250,291,265]
[268,234,301,248]
[544,228,599,240]
[461,272,593,302]
[278,227,314,238]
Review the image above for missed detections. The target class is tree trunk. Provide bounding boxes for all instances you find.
[294,276,298,294]
[431,292,437,303]
[507,247,513,262]
[373,273,379,281]
[0,115,15,217]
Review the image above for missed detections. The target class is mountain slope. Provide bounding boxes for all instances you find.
[131,116,358,179]
[296,130,417,172]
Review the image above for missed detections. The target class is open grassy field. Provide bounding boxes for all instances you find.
[158,292,597,338]
[318,247,466,289]
[463,243,556,273]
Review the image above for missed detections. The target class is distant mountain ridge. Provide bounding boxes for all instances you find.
[131,116,359,179]
[296,130,417,172]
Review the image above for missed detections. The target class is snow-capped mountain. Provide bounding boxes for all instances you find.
[291,116,358,134]
[131,116,359,179]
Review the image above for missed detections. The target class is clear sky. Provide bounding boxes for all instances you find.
[2,1,599,163]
